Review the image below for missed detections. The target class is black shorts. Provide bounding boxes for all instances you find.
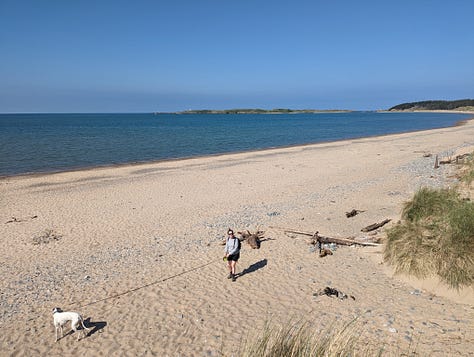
[227,253,240,262]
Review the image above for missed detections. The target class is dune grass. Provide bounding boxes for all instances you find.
[238,320,387,357]
[384,187,474,289]
[239,323,362,357]
[459,152,474,186]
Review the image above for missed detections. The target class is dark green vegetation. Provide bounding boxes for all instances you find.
[389,99,474,111]
[174,108,351,114]
[384,186,474,289]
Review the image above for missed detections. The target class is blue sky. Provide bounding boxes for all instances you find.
[1,0,473,112]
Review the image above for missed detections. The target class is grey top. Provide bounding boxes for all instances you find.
[225,237,240,256]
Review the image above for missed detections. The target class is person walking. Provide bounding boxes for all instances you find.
[224,229,241,282]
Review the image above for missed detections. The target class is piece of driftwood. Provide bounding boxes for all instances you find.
[361,219,391,232]
[313,286,355,300]
[434,155,439,169]
[439,153,471,165]
[238,230,264,249]
[345,209,364,218]
[270,226,380,246]
[5,215,38,224]
[319,248,333,257]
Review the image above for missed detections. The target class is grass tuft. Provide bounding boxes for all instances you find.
[459,152,474,186]
[384,187,474,289]
[238,320,388,357]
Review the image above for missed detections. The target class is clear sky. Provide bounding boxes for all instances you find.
[1,0,473,113]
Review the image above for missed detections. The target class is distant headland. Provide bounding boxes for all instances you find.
[167,108,352,115]
[155,99,474,115]
[388,99,474,112]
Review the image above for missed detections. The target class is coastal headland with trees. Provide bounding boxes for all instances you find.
[163,99,474,114]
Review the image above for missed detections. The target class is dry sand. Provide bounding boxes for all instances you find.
[1,120,474,356]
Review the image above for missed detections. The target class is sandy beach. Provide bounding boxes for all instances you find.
[1,120,474,356]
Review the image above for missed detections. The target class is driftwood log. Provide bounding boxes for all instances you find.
[361,219,391,232]
[319,248,333,257]
[269,226,380,247]
[5,215,38,224]
[313,286,355,300]
[345,209,364,218]
[238,230,264,249]
[439,153,471,165]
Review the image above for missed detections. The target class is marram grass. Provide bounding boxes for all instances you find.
[460,152,474,186]
[384,187,474,289]
[238,320,389,357]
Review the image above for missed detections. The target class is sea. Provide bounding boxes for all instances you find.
[0,111,471,177]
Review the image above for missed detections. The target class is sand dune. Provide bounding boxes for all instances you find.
[1,120,474,356]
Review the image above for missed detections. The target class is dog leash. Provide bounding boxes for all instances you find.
[68,258,220,309]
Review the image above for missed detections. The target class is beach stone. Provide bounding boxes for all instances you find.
[267,211,280,216]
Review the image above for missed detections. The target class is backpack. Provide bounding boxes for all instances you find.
[229,237,241,251]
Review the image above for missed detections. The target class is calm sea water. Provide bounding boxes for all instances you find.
[0,112,470,176]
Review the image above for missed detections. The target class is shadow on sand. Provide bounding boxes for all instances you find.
[84,317,107,337]
[237,259,268,278]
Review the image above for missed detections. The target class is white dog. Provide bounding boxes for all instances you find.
[52,307,90,341]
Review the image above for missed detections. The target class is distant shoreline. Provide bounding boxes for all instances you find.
[160,108,474,115]
[163,109,353,115]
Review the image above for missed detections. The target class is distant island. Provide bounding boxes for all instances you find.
[171,108,352,115]
[389,99,474,112]
[156,100,474,115]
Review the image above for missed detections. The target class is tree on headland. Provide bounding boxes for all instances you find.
[389,99,474,111]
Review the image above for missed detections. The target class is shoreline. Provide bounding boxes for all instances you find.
[2,115,473,180]
[1,118,473,355]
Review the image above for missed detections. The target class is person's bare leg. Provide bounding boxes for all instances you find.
[230,260,237,281]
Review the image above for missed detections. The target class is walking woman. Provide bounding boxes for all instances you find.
[224,229,241,282]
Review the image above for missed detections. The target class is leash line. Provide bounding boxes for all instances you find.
[70,258,219,309]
